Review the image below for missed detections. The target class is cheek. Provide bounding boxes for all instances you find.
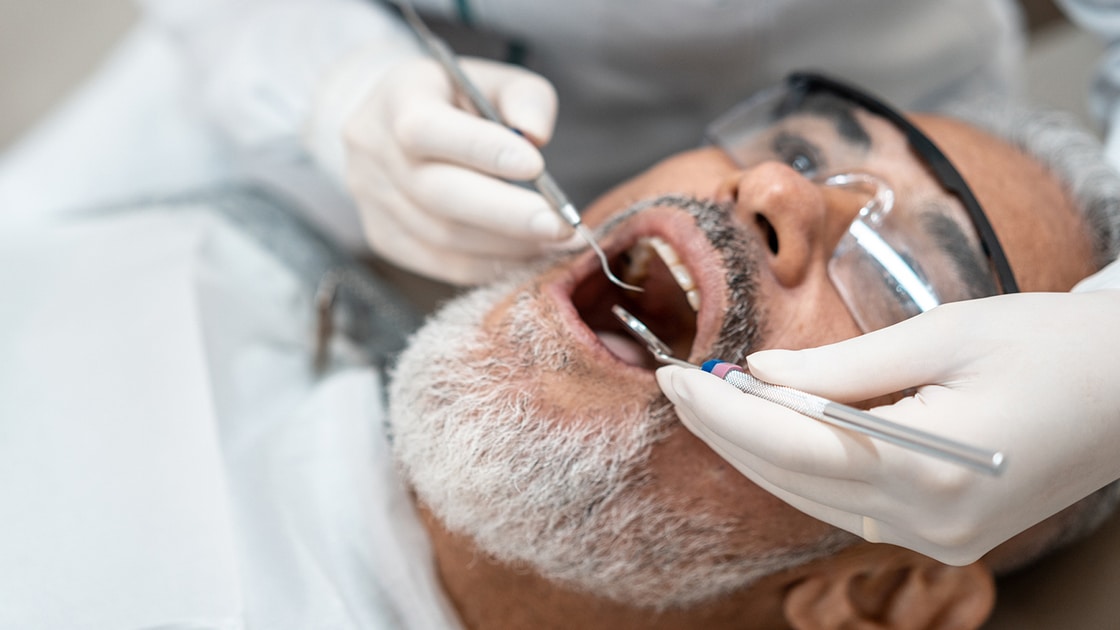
[753,271,862,351]
[649,426,838,549]
[1003,204,1098,291]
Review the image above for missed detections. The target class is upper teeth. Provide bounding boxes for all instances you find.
[623,236,701,312]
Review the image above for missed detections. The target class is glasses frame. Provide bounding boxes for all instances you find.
[776,72,1019,295]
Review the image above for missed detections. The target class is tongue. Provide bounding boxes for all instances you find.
[596,331,649,367]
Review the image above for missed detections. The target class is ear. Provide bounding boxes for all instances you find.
[781,544,994,630]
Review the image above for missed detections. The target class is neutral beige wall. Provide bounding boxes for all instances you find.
[0,0,135,148]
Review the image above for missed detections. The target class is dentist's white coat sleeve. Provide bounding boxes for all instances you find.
[135,0,421,182]
[1057,0,1120,172]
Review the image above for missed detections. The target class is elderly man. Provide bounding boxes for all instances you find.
[2,74,1118,628]
[386,74,1120,628]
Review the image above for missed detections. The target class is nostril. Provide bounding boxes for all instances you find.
[755,214,779,254]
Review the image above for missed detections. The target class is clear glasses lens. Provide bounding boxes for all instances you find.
[705,85,788,166]
[822,174,941,332]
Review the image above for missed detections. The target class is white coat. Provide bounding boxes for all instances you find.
[0,200,461,629]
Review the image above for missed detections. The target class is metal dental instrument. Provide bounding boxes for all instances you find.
[395,1,642,293]
[610,305,1006,476]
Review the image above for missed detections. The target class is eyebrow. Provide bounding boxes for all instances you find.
[775,94,872,149]
[920,207,998,297]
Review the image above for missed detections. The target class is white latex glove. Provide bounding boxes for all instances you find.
[657,291,1120,565]
[342,56,570,284]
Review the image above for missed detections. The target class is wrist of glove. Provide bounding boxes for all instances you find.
[325,54,569,285]
[658,292,1120,566]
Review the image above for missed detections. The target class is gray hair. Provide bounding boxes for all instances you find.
[944,97,1120,267]
[944,97,1120,572]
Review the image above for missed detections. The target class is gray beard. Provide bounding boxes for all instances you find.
[387,195,851,609]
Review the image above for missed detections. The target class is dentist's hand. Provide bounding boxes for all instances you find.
[344,57,570,284]
[657,291,1120,565]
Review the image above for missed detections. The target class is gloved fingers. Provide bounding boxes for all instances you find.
[348,167,552,257]
[858,411,999,505]
[374,57,554,176]
[658,366,883,479]
[462,58,558,144]
[684,412,990,560]
[393,102,545,179]
[687,415,989,559]
[406,162,571,240]
[672,382,986,523]
[659,366,994,503]
[675,401,887,509]
[664,369,1005,556]
[745,301,983,402]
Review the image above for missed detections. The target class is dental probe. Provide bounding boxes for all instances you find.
[610,306,1007,476]
[395,1,642,293]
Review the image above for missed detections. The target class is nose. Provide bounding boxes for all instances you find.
[715,162,870,287]
[716,162,824,287]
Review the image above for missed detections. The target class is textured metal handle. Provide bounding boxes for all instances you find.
[722,370,1005,476]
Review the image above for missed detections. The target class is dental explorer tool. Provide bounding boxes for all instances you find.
[610,305,1006,476]
[395,1,642,293]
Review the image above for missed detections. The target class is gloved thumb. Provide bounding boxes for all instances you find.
[745,301,975,402]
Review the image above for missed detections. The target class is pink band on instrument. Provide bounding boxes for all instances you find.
[711,362,743,379]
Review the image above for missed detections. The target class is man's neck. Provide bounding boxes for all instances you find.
[417,506,793,630]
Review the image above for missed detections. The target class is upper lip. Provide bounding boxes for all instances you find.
[544,206,726,373]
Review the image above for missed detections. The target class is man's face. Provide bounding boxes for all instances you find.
[388,98,1096,608]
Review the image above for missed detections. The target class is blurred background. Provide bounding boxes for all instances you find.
[0,0,1109,150]
[1,1,1118,629]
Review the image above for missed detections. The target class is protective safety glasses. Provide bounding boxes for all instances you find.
[706,72,1019,332]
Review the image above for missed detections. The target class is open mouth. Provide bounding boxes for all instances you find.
[565,212,720,371]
